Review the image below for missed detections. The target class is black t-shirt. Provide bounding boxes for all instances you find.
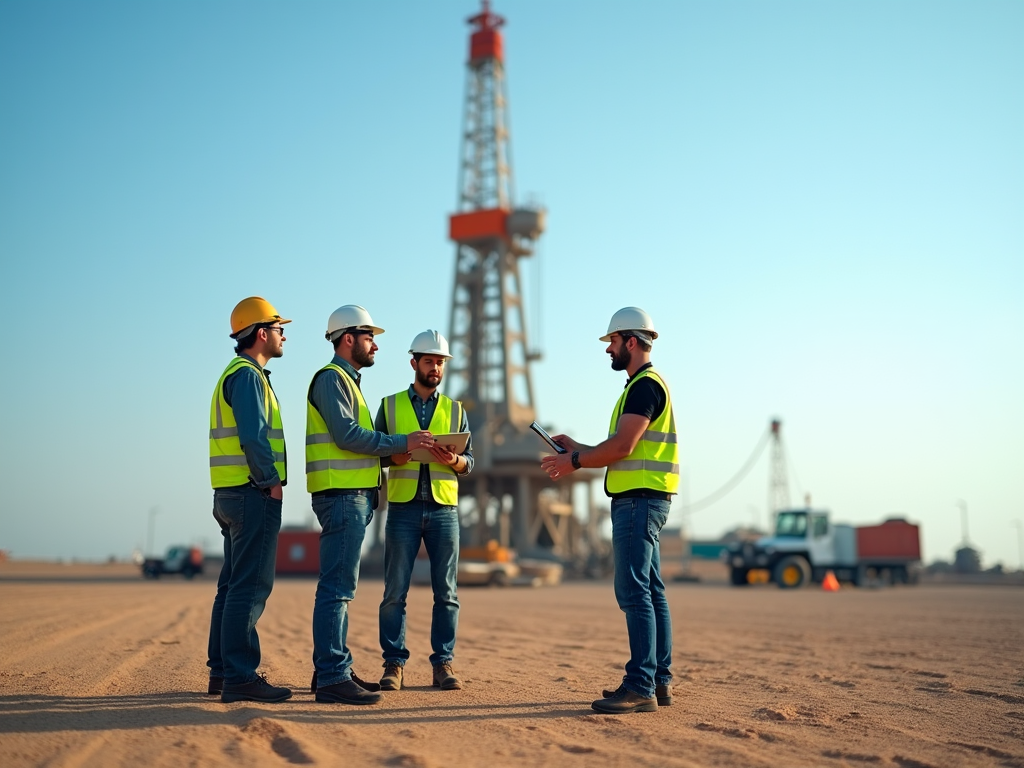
[621,370,666,423]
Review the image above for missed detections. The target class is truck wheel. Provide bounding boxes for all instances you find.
[183,566,196,580]
[729,567,751,586]
[489,570,510,587]
[773,555,811,589]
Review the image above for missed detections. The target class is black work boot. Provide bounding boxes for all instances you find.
[221,674,292,703]
[312,669,380,694]
[208,676,224,695]
[380,663,404,691]
[603,682,672,706]
[432,662,462,690]
[315,679,383,705]
[591,687,657,714]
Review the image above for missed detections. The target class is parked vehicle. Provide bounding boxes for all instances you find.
[412,540,522,587]
[142,545,204,579]
[725,509,921,588]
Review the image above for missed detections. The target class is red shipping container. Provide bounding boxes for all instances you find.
[449,208,508,242]
[856,519,921,561]
[276,530,320,575]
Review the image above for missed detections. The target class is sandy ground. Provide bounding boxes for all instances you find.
[1,562,1022,768]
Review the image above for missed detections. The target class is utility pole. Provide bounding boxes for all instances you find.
[146,506,158,556]
[1012,519,1023,573]
[956,499,970,544]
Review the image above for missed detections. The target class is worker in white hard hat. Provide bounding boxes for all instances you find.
[541,306,679,715]
[206,297,292,704]
[374,329,472,692]
[306,305,435,706]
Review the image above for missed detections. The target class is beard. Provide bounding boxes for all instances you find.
[416,369,442,389]
[353,345,375,368]
[610,345,631,371]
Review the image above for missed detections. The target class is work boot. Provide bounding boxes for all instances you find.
[311,669,381,694]
[380,663,404,691]
[591,687,657,714]
[315,679,383,705]
[208,676,223,696]
[602,682,672,706]
[432,662,462,690]
[221,674,292,704]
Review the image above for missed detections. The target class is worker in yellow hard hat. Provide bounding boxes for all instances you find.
[206,296,293,704]
[376,330,472,693]
[541,307,679,715]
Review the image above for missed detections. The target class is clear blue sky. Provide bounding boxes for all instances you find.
[1,1,1021,567]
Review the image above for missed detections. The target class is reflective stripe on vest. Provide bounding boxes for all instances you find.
[383,391,461,506]
[305,363,381,492]
[209,357,287,488]
[605,368,680,495]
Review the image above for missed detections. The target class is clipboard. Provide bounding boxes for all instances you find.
[410,432,470,463]
[530,421,567,454]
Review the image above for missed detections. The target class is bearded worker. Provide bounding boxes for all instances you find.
[307,305,435,705]
[375,330,472,692]
[541,307,678,715]
[207,296,292,704]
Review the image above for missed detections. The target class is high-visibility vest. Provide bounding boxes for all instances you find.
[305,363,380,493]
[605,368,680,495]
[209,357,287,489]
[383,391,462,506]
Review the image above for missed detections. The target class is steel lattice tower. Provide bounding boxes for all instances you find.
[768,418,791,518]
[447,0,544,433]
[441,2,601,559]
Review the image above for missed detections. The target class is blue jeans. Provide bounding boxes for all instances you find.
[379,499,460,666]
[311,492,372,687]
[611,496,673,699]
[207,485,282,685]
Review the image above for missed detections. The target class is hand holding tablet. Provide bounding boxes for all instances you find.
[530,421,567,454]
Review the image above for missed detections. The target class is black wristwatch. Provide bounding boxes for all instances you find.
[571,450,581,470]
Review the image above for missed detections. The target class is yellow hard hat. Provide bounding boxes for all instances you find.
[229,296,292,338]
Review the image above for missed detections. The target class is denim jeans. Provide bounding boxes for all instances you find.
[379,499,460,666]
[207,485,282,685]
[311,492,372,687]
[611,496,673,699]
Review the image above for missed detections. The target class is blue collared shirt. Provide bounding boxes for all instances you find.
[308,355,408,457]
[375,384,474,500]
[221,353,283,489]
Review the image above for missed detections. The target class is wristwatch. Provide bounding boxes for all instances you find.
[571,450,581,470]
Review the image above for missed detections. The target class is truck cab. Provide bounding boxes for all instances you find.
[727,508,855,588]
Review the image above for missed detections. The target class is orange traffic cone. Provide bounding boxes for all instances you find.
[822,570,840,592]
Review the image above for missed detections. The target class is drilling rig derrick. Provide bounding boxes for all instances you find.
[445,2,598,559]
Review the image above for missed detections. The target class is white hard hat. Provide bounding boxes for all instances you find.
[599,306,659,342]
[325,305,385,342]
[408,329,452,358]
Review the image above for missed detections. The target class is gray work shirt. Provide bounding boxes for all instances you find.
[375,384,474,500]
[308,356,408,466]
[221,353,284,489]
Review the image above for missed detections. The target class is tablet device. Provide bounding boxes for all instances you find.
[409,433,470,463]
[530,421,567,454]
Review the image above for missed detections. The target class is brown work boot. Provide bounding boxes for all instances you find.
[380,663,403,691]
[432,662,462,690]
[602,682,672,706]
[591,687,657,714]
